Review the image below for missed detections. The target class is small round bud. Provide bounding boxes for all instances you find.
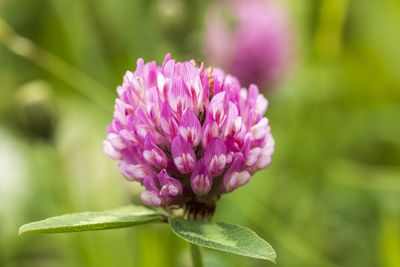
[14,80,57,142]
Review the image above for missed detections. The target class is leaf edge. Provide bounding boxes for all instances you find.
[168,217,277,262]
[18,205,165,236]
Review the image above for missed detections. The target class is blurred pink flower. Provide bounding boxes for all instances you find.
[104,54,274,215]
[205,0,293,87]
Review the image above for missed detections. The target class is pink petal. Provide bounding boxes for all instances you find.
[179,109,202,147]
[191,158,212,196]
[157,169,183,197]
[171,135,196,174]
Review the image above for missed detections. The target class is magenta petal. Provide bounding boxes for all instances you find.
[182,63,203,109]
[248,84,259,109]
[179,108,202,146]
[143,175,159,192]
[145,87,162,124]
[171,135,196,174]
[168,77,190,119]
[251,117,269,140]
[136,58,144,75]
[157,169,183,197]
[119,129,139,146]
[208,92,227,127]
[222,102,239,138]
[162,57,175,78]
[119,162,150,181]
[205,138,227,158]
[255,94,268,115]
[201,115,219,148]
[191,158,212,196]
[223,155,250,192]
[144,61,157,87]
[134,107,151,125]
[205,137,227,176]
[160,102,178,141]
[162,53,171,68]
[141,190,162,207]
[249,133,275,172]
[201,71,210,105]
[103,140,122,160]
[143,133,170,169]
[120,147,146,165]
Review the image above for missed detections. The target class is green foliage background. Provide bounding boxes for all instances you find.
[1,0,400,266]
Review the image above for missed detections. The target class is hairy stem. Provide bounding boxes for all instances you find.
[189,242,204,267]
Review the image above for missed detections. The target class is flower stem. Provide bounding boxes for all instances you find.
[189,242,204,267]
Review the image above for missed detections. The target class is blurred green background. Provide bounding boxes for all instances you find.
[1,0,400,266]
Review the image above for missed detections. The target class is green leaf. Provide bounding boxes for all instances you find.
[168,217,276,262]
[19,205,163,235]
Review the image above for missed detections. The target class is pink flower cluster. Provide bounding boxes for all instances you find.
[205,0,293,87]
[104,54,274,208]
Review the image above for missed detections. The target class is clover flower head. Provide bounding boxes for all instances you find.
[104,54,274,218]
[205,0,293,87]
